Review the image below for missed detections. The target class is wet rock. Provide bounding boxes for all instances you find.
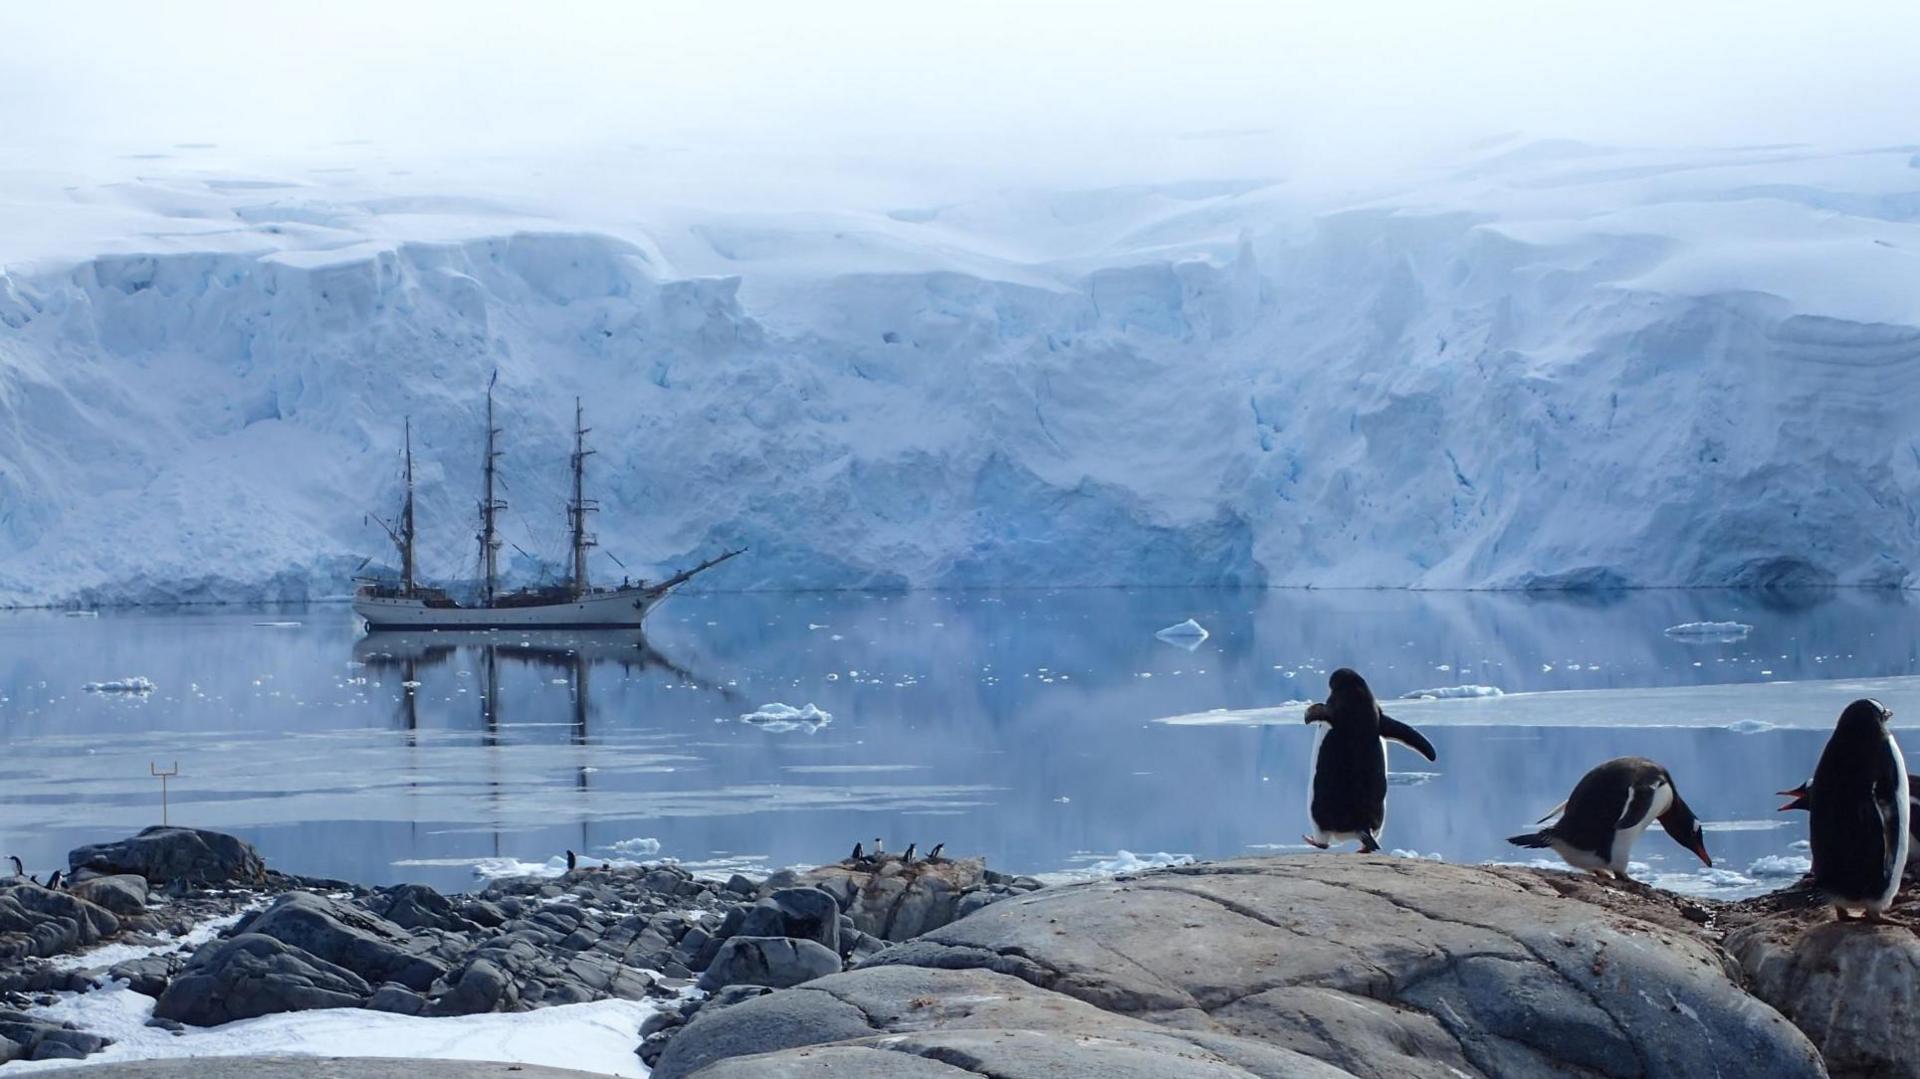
[66,874,151,916]
[239,892,446,991]
[154,934,372,1025]
[697,936,840,992]
[0,883,122,960]
[69,828,266,887]
[1728,912,1920,1079]
[679,857,1823,1079]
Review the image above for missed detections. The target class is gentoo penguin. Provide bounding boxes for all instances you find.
[565,849,578,873]
[1810,699,1910,921]
[6,855,21,878]
[872,837,885,860]
[1507,757,1710,880]
[1302,668,1437,852]
[926,843,945,862]
[1780,775,1920,871]
[44,870,62,891]
[902,843,917,864]
[849,841,864,863]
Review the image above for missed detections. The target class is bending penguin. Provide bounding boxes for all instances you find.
[1507,757,1710,880]
[1809,698,1910,922]
[1302,668,1437,852]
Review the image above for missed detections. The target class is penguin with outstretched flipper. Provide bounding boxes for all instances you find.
[1302,668,1437,852]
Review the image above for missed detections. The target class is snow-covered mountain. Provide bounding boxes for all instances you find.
[2,140,1919,605]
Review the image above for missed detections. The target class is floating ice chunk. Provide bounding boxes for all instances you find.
[1725,719,1774,733]
[253,621,302,628]
[63,610,98,618]
[1038,850,1193,884]
[83,677,154,694]
[400,680,423,689]
[739,702,832,733]
[1748,854,1812,878]
[1154,618,1209,650]
[1400,684,1503,700]
[605,837,661,855]
[1388,771,1441,786]
[1664,621,1753,642]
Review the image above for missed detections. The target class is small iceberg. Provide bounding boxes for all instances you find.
[1746,854,1812,878]
[63,610,99,618]
[1726,719,1775,734]
[1663,621,1752,642]
[1388,771,1441,786]
[83,676,155,694]
[1400,685,1503,700]
[1154,618,1209,651]
[739,702,833,733]
[253,621,302,628]
[605,837,661,855]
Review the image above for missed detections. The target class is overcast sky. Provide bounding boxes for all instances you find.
[3,1,1916,191]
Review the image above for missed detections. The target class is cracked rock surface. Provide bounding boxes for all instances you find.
[662,856,1826,1079]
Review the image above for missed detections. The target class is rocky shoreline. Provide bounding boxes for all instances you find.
[2,827,1916,1077]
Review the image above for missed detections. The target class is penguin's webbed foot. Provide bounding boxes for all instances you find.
[1300,834,1331,850]
[1862,909,1906,927]
[1358,832,1381,854]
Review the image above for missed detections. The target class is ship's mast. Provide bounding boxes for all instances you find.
[400,417,416,595]
[568,396,598,597]
[477,373,505,606]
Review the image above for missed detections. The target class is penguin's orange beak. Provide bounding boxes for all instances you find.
[1690,842,1712,868]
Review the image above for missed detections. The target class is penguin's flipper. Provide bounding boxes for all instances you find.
[1616,783,1658,831]
[1303,702,1331,726]
[1378,715,1437,761]
[1877,755,1906,882]
[1534,799,1569,825]
[1507,829,1554,849]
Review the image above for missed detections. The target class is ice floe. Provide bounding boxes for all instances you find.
[738,702,832,733]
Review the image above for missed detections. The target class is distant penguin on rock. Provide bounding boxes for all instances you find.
[6,855,20,878]
[1302,668,1437,853]
[926,843,945,862]
[565,849,578,873]
[902,843,917,864]
[1507,757,1709,880]
[44,870,62,891]
[1810,699,1910,921]
[849,841,864,864]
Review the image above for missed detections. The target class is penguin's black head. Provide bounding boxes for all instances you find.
[1836,698,1893,739]
[1328,668,1368,694]
[1658,794,1711,868]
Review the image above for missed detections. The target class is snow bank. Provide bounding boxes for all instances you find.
[739,702,832,733]
[1399,685,1503,700]
[5,985,654,1076]
[4,142,1920,601]
[1664,622,1754,641]
[1039,849,1195,884]
[81,676,154,694]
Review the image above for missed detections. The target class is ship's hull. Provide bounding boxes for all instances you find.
[353,587,657,630]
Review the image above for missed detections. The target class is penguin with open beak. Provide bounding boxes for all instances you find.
[1809,699,1910,922]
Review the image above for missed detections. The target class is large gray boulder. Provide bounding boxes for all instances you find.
[1728,911,1920,1078]
[237,891,446,991]
[153,934,372,1025]
[0,882,121,960]
[737,888,840,955]
[673,857,1824,1079]
[0,1009,110,1062]
[653,965,1347,1079]
[798,858,1034,941]
[67,874,151,916]
[697,936,841,992]
[69,827,266,887]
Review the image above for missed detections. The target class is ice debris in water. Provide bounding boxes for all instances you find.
[1154,618,1209,650]
[83,676,154,694]
[739,702,833,733]
[1726,719,1775,733]
[1388,771,1441,786]
[1663,621,1753,641]
[1400,684,1503,700]
[1748,854,1813,878]
[604,837,661,855]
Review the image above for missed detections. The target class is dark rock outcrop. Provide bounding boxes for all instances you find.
[0,883,121,960]
[67,874,152,916]
[154,934,373,1024]
[236,892,447,991]
[666,856,1825,1079]
[796,857,1038,942]
[696,936,841,992]
[69,827,266,887]
[0,1008,110,1063]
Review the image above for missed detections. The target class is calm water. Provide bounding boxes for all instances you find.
[2,588,1917,895]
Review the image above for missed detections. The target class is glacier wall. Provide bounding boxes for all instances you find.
[2,145,1919,604]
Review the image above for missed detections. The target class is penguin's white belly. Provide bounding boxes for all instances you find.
[1878,739,1910,909]
[1606,783,1673,872]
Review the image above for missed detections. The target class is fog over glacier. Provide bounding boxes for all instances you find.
[2,1,1918,604]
